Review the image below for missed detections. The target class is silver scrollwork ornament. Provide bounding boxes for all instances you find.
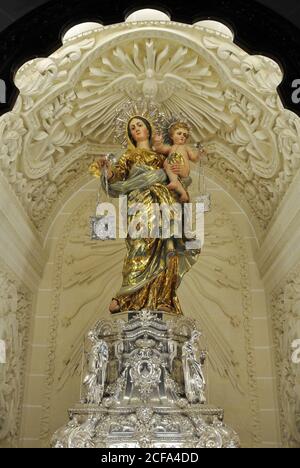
[52,312,240,448]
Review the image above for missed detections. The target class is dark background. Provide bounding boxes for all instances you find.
[1,0,300,31]
[0,0,300,115]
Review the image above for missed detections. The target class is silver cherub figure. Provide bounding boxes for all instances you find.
[83,331,109,405]
[182,330,206,404]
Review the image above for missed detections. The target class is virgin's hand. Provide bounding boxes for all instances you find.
[171,165,189,178]
[96,158,108,169]
[96,158,113,179]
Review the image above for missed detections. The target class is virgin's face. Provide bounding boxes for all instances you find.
[129,118,150,143]
[172,127,189,145]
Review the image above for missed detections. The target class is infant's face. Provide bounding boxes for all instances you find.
[172,128,189,145]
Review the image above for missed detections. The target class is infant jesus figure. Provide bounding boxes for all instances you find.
[153,121,206,203]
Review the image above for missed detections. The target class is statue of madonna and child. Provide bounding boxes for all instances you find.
[90,102,207,316]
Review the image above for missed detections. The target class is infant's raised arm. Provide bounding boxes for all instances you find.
[153,134,171,155]
[187,144,207,162]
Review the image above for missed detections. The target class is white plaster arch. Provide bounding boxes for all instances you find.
[193,20,234,40]
[1,20,297,244]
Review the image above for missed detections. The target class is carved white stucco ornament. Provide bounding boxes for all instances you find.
[272,265,300,448]
[126,9,170,23]
[62,22,104,43]
[0,19,298,240]
[0,267,31,448]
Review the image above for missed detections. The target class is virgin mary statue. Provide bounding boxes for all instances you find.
[90,102,201,315]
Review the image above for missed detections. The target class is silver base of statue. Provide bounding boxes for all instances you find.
[51,311,240,448]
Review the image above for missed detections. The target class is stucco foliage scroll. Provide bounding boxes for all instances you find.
[0,265,32,448]
[271,266,300,448]
[0,22,299,237]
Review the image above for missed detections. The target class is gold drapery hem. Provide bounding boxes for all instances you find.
[115,256,183,316]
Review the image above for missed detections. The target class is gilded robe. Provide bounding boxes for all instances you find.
[101,147,200,315]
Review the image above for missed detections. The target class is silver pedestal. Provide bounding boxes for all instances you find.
[52,311,240,448]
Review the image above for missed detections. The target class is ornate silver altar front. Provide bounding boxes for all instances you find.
[52,311,240,448]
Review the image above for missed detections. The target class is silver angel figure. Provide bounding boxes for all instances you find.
[83,332,109,405]
[182,331,206,404]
